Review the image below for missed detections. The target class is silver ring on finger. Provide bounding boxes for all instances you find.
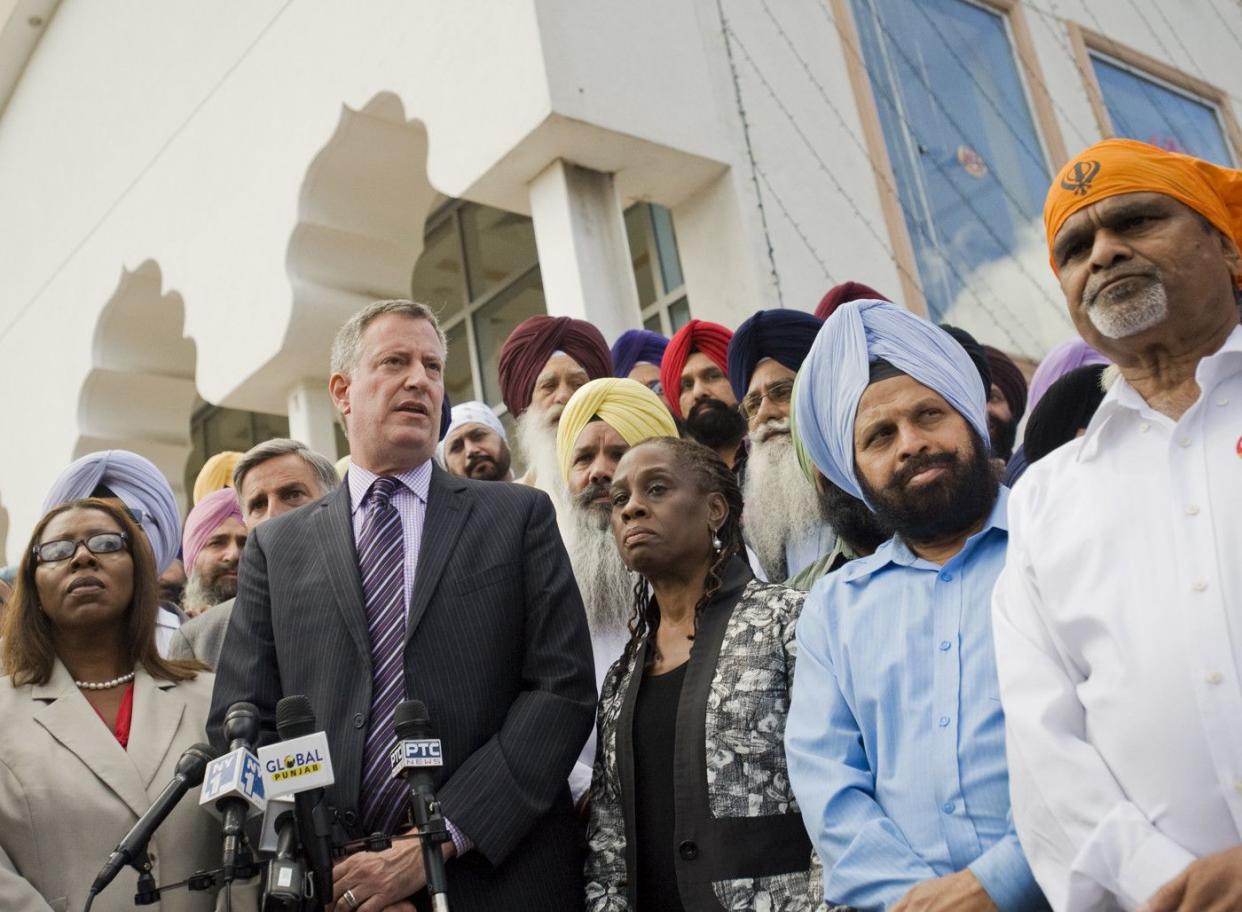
[343,888,360,910]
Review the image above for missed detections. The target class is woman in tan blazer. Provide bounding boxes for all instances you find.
[0,497,230,912]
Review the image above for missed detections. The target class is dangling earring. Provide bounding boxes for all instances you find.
[711,527,722,553]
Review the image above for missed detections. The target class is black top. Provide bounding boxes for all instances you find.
[632,661,689,912]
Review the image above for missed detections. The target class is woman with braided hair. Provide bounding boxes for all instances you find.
[584,436,831,912]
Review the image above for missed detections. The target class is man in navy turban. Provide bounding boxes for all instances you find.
[726,308,835,582]
[610,329,668,394]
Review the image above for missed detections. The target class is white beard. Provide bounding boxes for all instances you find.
[564,502,634,640]
[743,420,825,580]
[1087,279,1169,339]
[516,405,570,516]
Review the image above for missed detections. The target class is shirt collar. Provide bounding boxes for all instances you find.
[840,485,1009,583]
[1077,325,1242,463]
[348,459,433,515]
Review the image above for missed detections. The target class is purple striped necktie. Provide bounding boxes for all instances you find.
[357,475,411,834]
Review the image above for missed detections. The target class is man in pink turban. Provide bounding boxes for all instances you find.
[179,487,246,618]
[497,315,612,515]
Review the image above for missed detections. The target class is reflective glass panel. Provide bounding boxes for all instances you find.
[626,204,658,308]
[1092,55,1233,166]
[411,214,468,323]
[851,0,1058,354]
[460,203,540,299]
[444,320,475,412]
[472,268,547,407]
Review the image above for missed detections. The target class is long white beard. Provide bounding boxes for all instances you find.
[565,503,634,640]
[743,421,825,580]
[1088,280,1169,339]
[516,405,569,516]
[182,566,233,618]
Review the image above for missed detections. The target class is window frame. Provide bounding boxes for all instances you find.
[1068,21,1241,166]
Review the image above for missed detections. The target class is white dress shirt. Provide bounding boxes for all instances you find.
[993,325,1242,912]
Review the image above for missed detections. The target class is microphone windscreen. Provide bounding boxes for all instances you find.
[224,702,261,746]
[276,695,316,740]
[177,743,218,784]
[394,700,431,740]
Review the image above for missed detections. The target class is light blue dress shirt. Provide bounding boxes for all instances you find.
[786,487,1043,911]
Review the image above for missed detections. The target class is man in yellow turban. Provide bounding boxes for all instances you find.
[995,139,1242,912]
[192,450,242,505]
[554,377,677,801]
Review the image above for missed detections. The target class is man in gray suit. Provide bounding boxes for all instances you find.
[209,299,596,911]
[169,438,338,668]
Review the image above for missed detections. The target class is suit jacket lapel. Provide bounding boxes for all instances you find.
[314,483,372,668]
[406,465,472,643]
[32,660,150,818]
[126,668,185,790]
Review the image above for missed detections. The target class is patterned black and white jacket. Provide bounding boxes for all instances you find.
[584,557,836,911]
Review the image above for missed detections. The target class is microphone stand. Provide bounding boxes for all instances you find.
[410,791,450,912]
[125,845,259,907]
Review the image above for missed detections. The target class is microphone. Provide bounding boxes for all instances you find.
[200,701,267,883]
[259,798,304,912]
[257,695,335,907]
[89,742,216,897]
[392,700,450,912]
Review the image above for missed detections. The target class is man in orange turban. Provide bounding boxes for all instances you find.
[996,138,1242,912]
[660,319,746,469]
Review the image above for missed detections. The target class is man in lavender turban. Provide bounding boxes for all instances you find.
[787,300,1043,910]
[610,329,668,392]
[497,315,612,517]
[180,487,246,618]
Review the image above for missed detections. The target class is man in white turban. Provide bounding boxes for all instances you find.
[436,401,513,482]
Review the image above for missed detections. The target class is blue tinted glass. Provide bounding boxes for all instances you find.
[1092,56,1233,166]
[650,204,684,292]
[850,0,1053,345]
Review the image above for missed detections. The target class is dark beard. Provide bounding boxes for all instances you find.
[684,398,747,450]
[466,448,510,481]
[817,479,893,556]
[856,430,998,546]
[988,415,1018,463]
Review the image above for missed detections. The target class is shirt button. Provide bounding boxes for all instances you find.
[1138,422,1150,432]
[938,716,950,727]
[1179,437,1192,448]
[353,712,366,729]
[1193,579,1208,592]
[939,640,952,651]
[1207,671,1225,685]
[942,802,955,814]
[939,572,953,582]
[1186,504,1201,516]
[1218,397,1231,407]
[678,840,699,860]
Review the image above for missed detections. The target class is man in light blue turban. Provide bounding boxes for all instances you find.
[43,449,182,575]
[785,300,1045,912]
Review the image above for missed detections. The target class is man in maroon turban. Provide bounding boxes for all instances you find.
[659,318,747,468]
[982,345,1029,463]
[814,280,890,321]
[497,314,612,512]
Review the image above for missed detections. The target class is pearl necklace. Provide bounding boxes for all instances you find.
[75,671,135,691]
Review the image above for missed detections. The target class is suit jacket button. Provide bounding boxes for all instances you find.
[353,712,365,729]
[678,840,698,860]
[343,810,358,827]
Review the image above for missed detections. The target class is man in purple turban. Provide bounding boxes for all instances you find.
[610,329,668,392]
[179,487,246,619]
[497,315,612,516]
[982,346,1029,464]
[726,308,836,582]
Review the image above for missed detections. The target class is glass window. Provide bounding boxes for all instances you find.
[643,312,664,334]
[411,214,468,322]
[851,0,1052,336]
[668,297,691,332]
[650,203,684,292]
[472,268,547,407]
[444,320,475,410]
[185,406,292,497]
[626,205,658,308]
[460,203,540,299]
[1091,54,1233,166]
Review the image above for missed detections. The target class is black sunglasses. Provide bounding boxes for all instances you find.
[34,532,130,564]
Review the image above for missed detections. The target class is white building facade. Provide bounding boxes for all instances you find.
[1,0,1239,555]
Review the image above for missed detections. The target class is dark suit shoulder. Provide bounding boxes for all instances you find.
[449,474,551,512]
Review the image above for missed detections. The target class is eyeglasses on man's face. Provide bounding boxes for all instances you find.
[739,378,795,421]
[34,532,130,564]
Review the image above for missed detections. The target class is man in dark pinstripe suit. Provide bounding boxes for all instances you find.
[209,299,596,912]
